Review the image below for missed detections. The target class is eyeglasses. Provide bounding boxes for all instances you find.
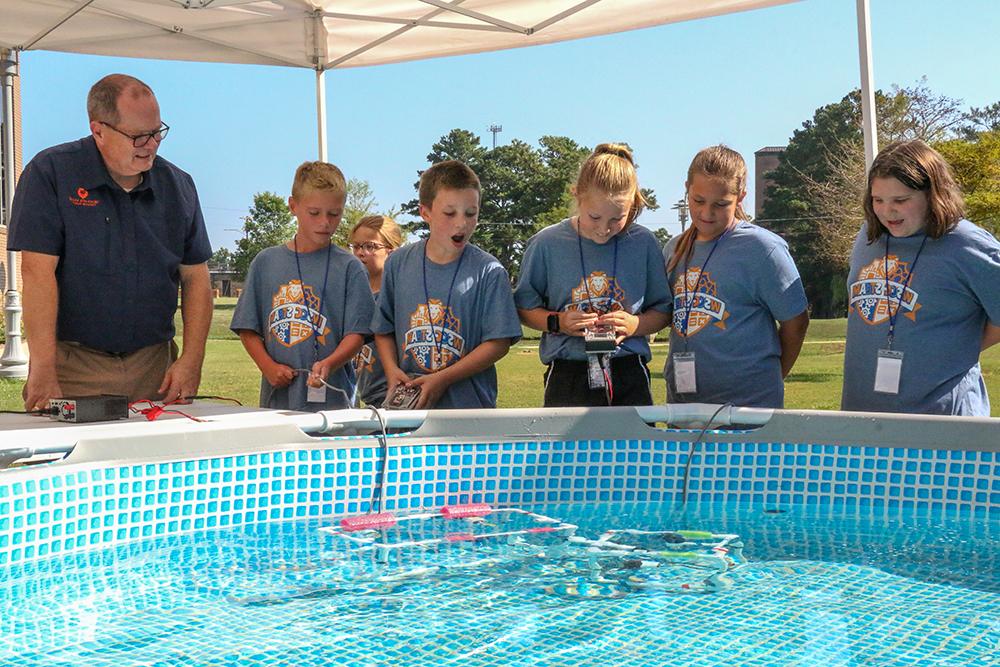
[99,121,170,147]
[349,242,388,253]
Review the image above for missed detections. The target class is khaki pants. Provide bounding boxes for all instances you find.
[56,340,178,402]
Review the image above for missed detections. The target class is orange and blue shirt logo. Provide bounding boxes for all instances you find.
[671,268,729,336]
[404,298,465,372]
[850,255,921,325]
[568,271,625,314]
[268,280,330,348]
[353,343,376,375]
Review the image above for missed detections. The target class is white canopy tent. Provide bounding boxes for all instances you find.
[0,0,880,377]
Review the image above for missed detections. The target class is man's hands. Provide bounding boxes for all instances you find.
[158,355,203,402]
[22,366,62,412]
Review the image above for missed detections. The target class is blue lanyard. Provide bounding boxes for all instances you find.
[422,241,466,369]
[293,236,332,361]
[884,233,927,348]
[680,229,727,339]
[576,221,619,314]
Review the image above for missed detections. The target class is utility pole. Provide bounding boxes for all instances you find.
[670,198,689,233]
[488,124,502,149]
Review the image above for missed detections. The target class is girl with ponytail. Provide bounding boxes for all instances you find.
[515,143,672,407]
[663,145,809,408]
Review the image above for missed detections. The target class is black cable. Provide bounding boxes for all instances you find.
[367,406,390,514]
[680,403,733,506]
[0,408,56,415]
[180,395,243,405]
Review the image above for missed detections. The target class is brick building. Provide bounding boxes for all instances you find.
[753,146,785,220]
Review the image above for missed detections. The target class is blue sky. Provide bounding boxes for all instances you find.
[14,0,1000,252]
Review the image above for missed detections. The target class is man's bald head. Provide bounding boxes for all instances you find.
[87,74,155,124]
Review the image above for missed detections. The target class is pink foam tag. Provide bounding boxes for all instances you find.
[339,512,397,532]
[527,526,556,534]
[444,532,478,543]
[440,503,493,519]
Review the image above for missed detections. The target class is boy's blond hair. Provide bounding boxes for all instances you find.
[291,161,347,200]
[418,160,480,207]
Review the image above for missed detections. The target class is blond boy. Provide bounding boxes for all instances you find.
[231,161,374,410]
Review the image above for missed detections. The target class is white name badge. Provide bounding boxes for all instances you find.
[673,352,697,394]
[306,383,327,403]
[587,354,607,390]
[874,349,903,395]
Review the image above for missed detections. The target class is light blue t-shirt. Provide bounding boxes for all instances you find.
[841,220,1000,416]
[662,222,808,408]
[514,219,672,363]
[371,241,522,409]
[353,293,388,407]
[230,244,375,411]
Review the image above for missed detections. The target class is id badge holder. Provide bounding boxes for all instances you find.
[673,351,697,394]
[874,349,903,394]
[587,355,607,390]
[307,382,327,403]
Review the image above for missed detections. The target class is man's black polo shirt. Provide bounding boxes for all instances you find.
[9,136,213,355]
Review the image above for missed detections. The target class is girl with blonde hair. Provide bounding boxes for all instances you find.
[515,143,672,407]
[348,215,403,407]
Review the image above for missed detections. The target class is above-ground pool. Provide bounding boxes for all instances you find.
[1,405,997,666]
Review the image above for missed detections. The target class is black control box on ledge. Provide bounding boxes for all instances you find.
[49,395,129,423]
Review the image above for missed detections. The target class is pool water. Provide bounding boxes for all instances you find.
[1,500,997,666]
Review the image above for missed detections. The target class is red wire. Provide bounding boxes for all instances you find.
[127,399,204,422]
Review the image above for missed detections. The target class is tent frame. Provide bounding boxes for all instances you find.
[0,0,880,380]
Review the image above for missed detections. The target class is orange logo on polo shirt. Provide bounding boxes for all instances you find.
[69,186,99,207]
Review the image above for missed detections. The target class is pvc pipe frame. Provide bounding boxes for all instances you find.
[294,404,774,435]
[856,0,878,168]
[0,404,772,466]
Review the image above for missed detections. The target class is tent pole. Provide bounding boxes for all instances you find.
[0,49,28,378]
[856,0,878,169]
[315,68,327,162]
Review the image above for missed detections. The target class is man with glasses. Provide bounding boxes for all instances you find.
[8,73,213,409]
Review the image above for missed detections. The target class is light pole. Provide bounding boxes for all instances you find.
[0,49,27,379]
[488,124,502,149]
[670,198,689,233]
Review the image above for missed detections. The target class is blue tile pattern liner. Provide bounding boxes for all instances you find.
[1,501,997,667]
[1,437,998,565]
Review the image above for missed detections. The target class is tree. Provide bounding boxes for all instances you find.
[651,227,672,247]
[233,192,295,280]
[760,82,966,317]
[958,102,1000,140]
[337,178,381,247]
[232,180,391,279]
[403,130,660,282]
[936,129,1000,236]
[208,247,234,271]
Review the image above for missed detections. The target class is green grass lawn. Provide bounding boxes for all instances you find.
[2,311,998,415]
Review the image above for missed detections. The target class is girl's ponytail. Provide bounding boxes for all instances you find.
[668,145,749,272]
